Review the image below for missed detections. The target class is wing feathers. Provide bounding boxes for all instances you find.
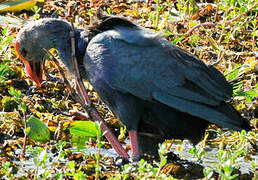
[171,48,232,101]
[153,92,244,130]
[87,26,233,107]
[167,81,219,105]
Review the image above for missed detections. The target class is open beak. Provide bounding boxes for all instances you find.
[15,42,43,87]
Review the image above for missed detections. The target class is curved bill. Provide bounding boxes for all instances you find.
[15,42,43,87]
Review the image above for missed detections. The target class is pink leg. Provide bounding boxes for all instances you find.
[129,130,141,161]
[90,110,130,159]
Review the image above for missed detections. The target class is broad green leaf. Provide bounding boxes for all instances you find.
[0,0,44,12]
[70,121,100,138]
[27,115,50,142]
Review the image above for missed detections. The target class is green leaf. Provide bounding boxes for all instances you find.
[8,87,16,97]
[203,167,213,179]
[106,7,111,15]
[171,35,185,44]
[68,161,75,170]
[0,61,9,80]
[160,158,167,168]
[239,6,247,14]
[226,68,241,81]
[230,174,239,179]
[70,121,100,138]
[21,103,27,112]
[27,115,50,142]
[234,84,258,102]
[225,64,251,82]
[189,35,200,45]
[25,127,31,134]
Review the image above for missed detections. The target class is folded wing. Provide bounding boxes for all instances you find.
[86,25,246,130]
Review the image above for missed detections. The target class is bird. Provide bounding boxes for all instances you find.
[15,15,251,160]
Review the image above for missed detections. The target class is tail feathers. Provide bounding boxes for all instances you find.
[153,92,251,131]
[216,102,251,131]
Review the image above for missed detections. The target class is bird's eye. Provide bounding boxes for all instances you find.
[21,48,27,57]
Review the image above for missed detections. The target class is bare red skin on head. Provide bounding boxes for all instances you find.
[15,42,43,87]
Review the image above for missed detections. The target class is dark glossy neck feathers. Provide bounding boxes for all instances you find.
[88,13,137,35]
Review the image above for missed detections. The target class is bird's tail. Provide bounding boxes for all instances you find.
[216,102,251,131]
[153,92,251,131]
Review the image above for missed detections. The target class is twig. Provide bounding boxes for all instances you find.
[45,26,130,159]
[68,21,130,159]
[44,49,130,158]
[70,23,91,106]
[43,22,130,159]
[55,119,63,141]
[185,3,257,37]
[43,49,90,119]
[185,22,215,37]
[42,59,53,82]
[21,110,27,157]
[226,3,257,25]
[211,50,225,66]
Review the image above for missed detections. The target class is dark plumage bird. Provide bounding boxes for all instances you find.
[15,16,251,160]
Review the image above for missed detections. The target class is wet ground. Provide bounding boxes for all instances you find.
[6,137,256,179]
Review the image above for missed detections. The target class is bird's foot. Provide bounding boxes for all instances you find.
[115,156,130,166]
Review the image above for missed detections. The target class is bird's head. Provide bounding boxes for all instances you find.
[15,18,72,87]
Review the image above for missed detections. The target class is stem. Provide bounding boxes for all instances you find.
[155,0,160,30]
[69,21,130,159]
[21,110,27,157]
[34,159,39,180]
[43,49,90,119]
[95,124,101,180]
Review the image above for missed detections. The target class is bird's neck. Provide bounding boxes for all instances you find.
[56,28,89,75]
[73,30,90,77]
